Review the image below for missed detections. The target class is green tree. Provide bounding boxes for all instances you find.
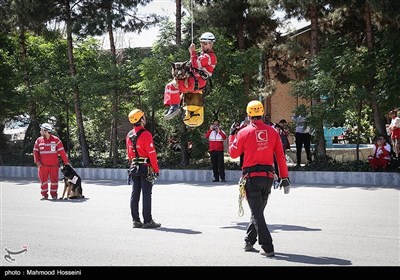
[49,0,92,166]
[76,0,160,165]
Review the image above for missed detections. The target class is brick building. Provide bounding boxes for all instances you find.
[263,25,312,142]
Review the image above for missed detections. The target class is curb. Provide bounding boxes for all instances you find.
[0,166,399,187]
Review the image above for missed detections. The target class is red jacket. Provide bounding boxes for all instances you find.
[370,143,391,160]
[205,129,227,152]
[229,119,288,178]
[126,126,159,173]
[190,50,217,89]
[33,134,69,167]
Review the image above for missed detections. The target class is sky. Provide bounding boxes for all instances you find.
[98,0,309,49]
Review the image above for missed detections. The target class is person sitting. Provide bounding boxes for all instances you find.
[368,136,391,171]
[163,32,217,120]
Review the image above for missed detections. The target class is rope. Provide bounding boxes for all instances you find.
[190,0,194,43]
[238,176,247,217]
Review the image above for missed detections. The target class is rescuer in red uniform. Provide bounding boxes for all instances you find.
[126,109,161,229]
[228,100,291,257]
[163,32,217,120]
[33,123,70,200]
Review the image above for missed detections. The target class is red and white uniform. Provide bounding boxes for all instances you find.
[368,143,391,170]
[205,128,227,152]
[33,134,69,198]
[126,126,159,173]
[389,116,400,140]
[229,119,288,179]
[164,50,217,106]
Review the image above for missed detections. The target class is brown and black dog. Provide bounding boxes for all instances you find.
[60,164,84,199]
[171,61,192,80]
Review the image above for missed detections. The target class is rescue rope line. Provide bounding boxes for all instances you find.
[190,0,194,43]
[238,176,247,217]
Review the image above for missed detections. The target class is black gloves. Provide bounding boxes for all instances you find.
[279,177,291,194]
[230,122,239,135]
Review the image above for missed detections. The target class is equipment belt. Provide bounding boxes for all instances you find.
[132,157,149,165]
[243,164,274,175]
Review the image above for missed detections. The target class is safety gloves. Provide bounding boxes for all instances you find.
[279,178,291,194]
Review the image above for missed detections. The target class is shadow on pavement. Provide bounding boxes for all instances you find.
[272,252,352,265]
[48,197,90,203]
[222,222,321,232]
[149,227,202,234]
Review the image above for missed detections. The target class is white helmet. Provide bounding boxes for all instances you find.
[200,32,216,43]
[40,123,53,133]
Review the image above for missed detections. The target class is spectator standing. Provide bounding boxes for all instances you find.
[388,109,400,160]
[205,120,227,182]
[292,105,312,166]
[274,119,290,153]
[274,119,290,178]
[263,114,274,126]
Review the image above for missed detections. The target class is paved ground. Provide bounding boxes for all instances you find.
[0,178,399,268]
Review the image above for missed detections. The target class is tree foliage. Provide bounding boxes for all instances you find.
[1,0,399,169]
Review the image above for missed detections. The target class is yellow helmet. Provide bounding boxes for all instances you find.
[128,109,144,124]
[246,100,264,117]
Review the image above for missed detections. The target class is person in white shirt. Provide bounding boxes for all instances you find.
[292,105,312,167]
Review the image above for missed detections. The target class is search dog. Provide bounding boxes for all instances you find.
[60,164,84,199]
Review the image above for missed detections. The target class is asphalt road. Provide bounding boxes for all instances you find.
[1,178,399,269]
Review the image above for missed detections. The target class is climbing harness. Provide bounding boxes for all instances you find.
[238,175,247,217]
[127,128,156,184]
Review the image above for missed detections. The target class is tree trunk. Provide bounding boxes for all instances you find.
[65,0,90,166]
[18,27,39,162]
[176,0,181,45]
[237,22,251,97]
[107,8,119,165]
[309,3,326,161]
[263,52,272,115]
[364,3,387,137]
[356,101,363,161]
[175,0,189,166]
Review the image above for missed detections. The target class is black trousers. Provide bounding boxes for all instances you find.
[295,132,311,165]
[210,150,225,181]
[244,176,274,252]
[130,175,153,224]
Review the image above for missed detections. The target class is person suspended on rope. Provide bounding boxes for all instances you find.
[163,32,217,120]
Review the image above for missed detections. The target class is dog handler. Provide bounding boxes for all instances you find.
[126,109,161,229]
[228,100,291,257]
[33,123,70,200]
[163,32,217,120]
